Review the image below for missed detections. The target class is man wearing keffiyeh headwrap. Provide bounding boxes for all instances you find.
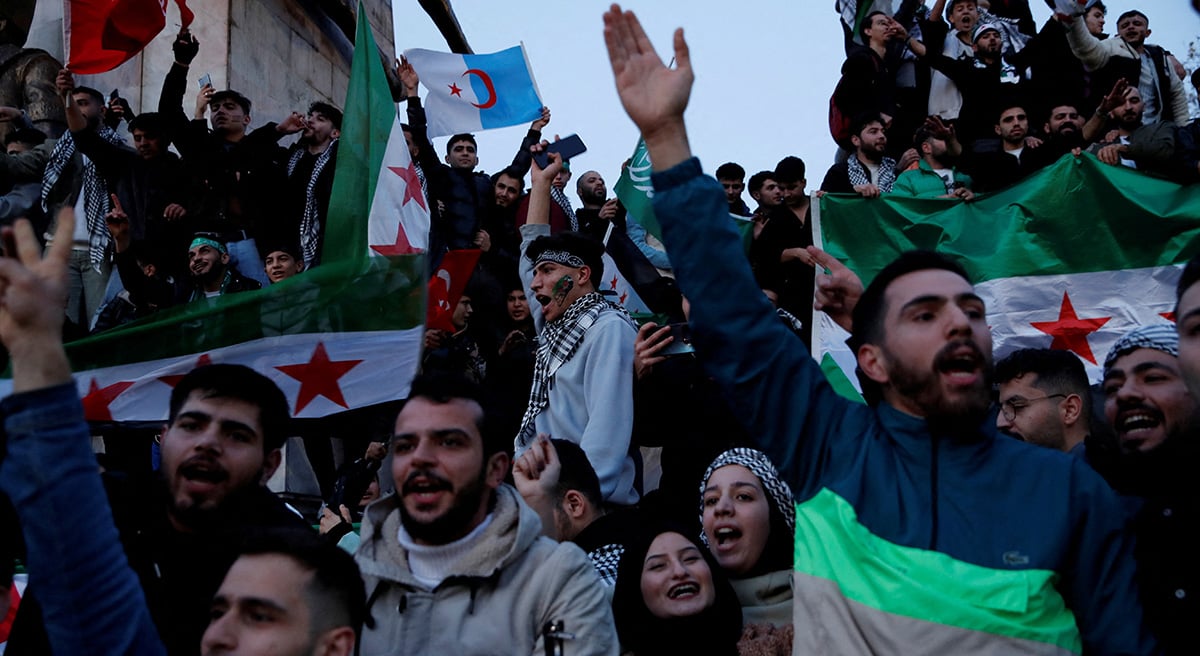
[516,153,639,506]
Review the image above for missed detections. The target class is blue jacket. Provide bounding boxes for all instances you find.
[650,158,1156,654]
[0,384,165,656]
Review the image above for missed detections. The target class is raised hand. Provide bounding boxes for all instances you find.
[603,4,693,169]
[173,29,199,66]
[0,209,75,391]
[276,111,305,135]
[532,106,551,132]
[397,56,420,97]
[808,245,862,333]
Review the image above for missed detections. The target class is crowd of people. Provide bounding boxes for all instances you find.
[2,0,1200,654]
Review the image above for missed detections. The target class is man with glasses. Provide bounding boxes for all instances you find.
[994,348,1092,456]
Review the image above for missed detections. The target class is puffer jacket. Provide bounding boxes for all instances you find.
[355,484,618,656]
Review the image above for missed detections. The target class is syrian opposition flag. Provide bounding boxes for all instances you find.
[0,3,427,421]
[402,45,544,138]
[326,4,432,260]
[65,0,195,74]
[813,154,1200,388]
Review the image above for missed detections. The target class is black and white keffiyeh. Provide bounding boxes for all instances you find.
[514,291,633,449]
[41,126,124,271]
[550,185,580,232]
[287,138,338,267]
[698,447,796,548]
[846,155,897,193]
[588,543,624,587]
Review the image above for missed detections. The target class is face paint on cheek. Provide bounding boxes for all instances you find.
[552,275,574,306]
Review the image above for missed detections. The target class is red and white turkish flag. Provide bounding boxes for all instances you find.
[65,0,195,74]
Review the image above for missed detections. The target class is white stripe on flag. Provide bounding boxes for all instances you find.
[0,329,423,420]
[813,266,1182,387]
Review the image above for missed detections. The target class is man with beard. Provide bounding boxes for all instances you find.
[282,102,341,269]
[994,348,1092,456]
[574,169,624,240]
[0,210,308,653]
[114,233,260,317]
[354,374,617,655]
[893,117,976,199]
[602,6,1154,652]
[1097,324,1200,652]
[820,113,898,196]
[1088,86,1177,176]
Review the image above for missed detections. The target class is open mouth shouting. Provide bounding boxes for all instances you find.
[402,472,452,507]
[935,342,985,388]
[178,456,229,494]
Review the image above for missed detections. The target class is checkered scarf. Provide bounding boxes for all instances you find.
[588,543,623,587]
[1104,324,1179,371]
[41,127,124,271]
[287,139,338,268]
[550,185,580,232]
[515,291,632,449]
[846,155,897,193]
[698,448,795,548]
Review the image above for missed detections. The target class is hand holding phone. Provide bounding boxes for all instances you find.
[198,73,212,89]
[534,134,587,170]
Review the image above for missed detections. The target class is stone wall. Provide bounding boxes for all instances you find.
[45,0,395,133]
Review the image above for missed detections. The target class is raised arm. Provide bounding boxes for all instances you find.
[602,4,860,492]
[509,107,550,176]
[0,211,166,655]
[1061,13,1111,69]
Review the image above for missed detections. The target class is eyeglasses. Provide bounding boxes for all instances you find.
[999,394,1066,422]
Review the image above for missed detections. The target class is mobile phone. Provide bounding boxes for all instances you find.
[109,88,119,101]
[534,134,587,169]
[198,73,212,88]
[660,322,695,357]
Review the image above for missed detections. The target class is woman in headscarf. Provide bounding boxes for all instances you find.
[612,520,742,656]
[700,448,795,637]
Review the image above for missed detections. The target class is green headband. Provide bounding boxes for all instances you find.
[190,237,227,255]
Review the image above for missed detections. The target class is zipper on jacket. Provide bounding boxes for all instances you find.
[930,435,940,550]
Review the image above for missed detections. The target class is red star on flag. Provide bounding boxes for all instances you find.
[1030,292,1111,364]
[370,228,420,256]
[157,354,214,388]
[448,83,463,97]
[82,378,136,421]
[275,342,363,413]
[1160,312,1176,323]
[387,163,428,211]
[610,275,618,291]
[620,291,628,304]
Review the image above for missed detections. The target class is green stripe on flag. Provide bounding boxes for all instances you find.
[795,489,1081,652]
[323,4,398,266]
[852,1,878,44]
[818,154,1200,287]
[819,352,864,403]
[60,257,424,373]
